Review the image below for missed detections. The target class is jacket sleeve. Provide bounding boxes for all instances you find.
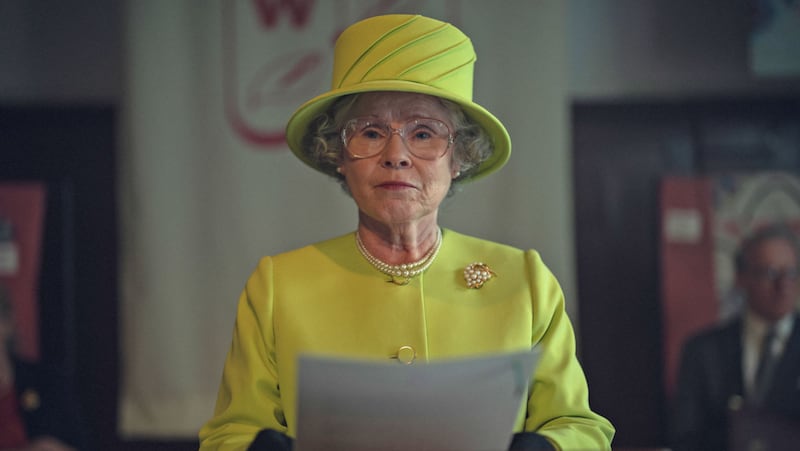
[669,334,718,451]
[199,257,286,451]
[523,250,615,450]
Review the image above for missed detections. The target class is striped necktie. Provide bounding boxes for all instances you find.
[751,326,778,405]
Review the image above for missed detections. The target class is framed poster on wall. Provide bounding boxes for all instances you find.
[0,182,46,362]
[660,171,800,396]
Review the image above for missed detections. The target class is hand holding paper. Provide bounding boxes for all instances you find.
[295,350,540,451]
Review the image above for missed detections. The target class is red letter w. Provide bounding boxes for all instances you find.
[251,0,315,28]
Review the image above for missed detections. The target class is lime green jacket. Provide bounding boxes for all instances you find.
[199,229,614,450]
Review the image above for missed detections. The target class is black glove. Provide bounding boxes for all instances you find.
[509,432,557,451]
[247,429,294,451]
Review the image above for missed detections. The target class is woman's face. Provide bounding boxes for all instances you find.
[338,92,460,227]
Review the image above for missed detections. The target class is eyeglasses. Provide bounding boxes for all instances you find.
[747,267,800,283]
[341,117,454,160]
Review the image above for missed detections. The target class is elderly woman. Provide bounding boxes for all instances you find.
[200,14,614,451]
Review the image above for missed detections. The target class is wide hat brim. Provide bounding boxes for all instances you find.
[285,80,511,182]
[284,14,511,182]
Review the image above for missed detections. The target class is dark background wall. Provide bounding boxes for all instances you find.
[0,107,125,449]
[573,98,800,447]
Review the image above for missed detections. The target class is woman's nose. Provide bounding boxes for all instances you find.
[381,133,412,169]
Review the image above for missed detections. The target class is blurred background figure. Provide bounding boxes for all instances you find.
[0,285,85,451]
[671,223,800,451]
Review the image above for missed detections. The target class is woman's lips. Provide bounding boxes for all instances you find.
[377,181,415,190]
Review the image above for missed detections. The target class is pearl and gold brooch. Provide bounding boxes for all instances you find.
[464,262,496,288]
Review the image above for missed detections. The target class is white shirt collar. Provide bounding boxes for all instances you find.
[743,308,795,342]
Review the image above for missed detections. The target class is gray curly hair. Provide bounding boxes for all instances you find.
[299,93,495,196]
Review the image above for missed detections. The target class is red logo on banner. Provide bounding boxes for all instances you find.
[251,0,315,27]
[0,183,46,362]
[222,0,461,150]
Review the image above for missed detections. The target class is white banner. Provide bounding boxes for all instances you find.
[120,0,563,438]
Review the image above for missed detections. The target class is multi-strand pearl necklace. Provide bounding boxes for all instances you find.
[355,228,442,285]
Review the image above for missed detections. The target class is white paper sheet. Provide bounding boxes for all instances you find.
[295,350,540,451]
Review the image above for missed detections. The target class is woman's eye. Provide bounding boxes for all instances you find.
[412,129,432,140]
[361,128,384,140]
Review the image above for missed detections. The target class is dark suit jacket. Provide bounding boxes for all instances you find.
[12,357,86,450]
[670,313,800,451]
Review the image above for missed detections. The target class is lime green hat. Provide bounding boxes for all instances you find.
[284,14,511,182]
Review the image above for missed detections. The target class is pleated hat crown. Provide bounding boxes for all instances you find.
[285,14,511,181]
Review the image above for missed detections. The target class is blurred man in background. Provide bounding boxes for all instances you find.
[671,224,800,451]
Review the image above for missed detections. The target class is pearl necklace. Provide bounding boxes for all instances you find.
[355,228,442,285]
